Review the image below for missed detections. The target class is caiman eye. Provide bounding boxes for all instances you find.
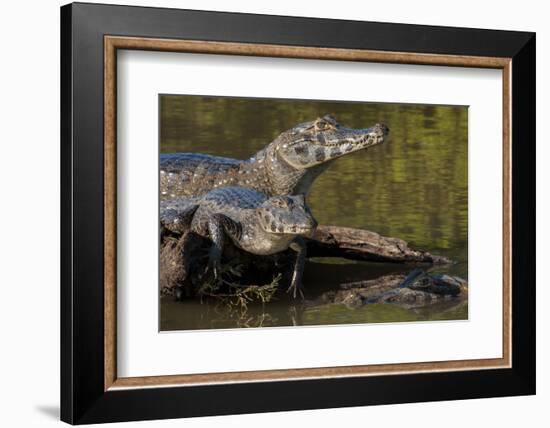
[272,198,288,208]
[315,120,328,130]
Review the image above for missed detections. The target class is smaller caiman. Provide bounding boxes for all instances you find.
[160,187,318,297]
[160,115,389,199]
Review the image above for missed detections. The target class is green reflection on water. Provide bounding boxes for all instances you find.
[159,95,468,330]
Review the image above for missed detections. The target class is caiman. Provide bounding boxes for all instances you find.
[160,115,389,199]
[315,269,467,308]
[160,187,318,297]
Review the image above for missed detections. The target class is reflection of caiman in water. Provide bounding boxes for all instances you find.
[160,115,389,199]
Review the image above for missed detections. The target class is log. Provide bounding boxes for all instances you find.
[307,225,452,264]
[160,225,453,298]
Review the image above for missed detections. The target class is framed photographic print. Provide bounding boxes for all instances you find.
[60,2,535,424]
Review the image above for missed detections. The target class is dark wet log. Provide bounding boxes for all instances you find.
[306,225,452,264]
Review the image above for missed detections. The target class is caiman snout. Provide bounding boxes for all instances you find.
[284,211,317,237]
[373,123,390,137]
[297,217,318,237]
[357,122,389,149]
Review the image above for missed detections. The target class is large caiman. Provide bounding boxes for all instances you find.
[160,115,389,199]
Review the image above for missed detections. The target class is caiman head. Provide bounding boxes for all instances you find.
[255,194,318,237]
[256,115,389,195]
[271,114,389,169]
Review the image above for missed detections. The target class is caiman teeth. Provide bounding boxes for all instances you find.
[324,136,373,147]
[275,227,313,235]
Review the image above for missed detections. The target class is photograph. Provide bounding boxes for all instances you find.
[159,95,469,331]
[55,2,536,424]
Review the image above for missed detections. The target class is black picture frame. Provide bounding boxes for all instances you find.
[61,2,535,424]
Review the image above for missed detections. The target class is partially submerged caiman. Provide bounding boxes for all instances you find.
[312,268,467,309]
[161,186,318,297]
[160,115,389,199]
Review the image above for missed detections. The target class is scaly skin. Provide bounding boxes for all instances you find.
[160,115,389,199]
[398,268,463,296]
[160,187,318,297]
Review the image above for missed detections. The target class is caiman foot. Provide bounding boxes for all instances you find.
[286,280,304,300]
[201,246,223,288]
[288,237,307,299]
[205,258,221,282]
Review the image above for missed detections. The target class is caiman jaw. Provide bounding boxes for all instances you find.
[294,226,316,237]
[266,225,316,237]
[319,123,390,163]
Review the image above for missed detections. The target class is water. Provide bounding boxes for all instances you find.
[160,95,468,330]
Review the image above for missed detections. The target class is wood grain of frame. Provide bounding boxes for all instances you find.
[104,36,512,391]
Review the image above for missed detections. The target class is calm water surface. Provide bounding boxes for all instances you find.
[159,95,468,330]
